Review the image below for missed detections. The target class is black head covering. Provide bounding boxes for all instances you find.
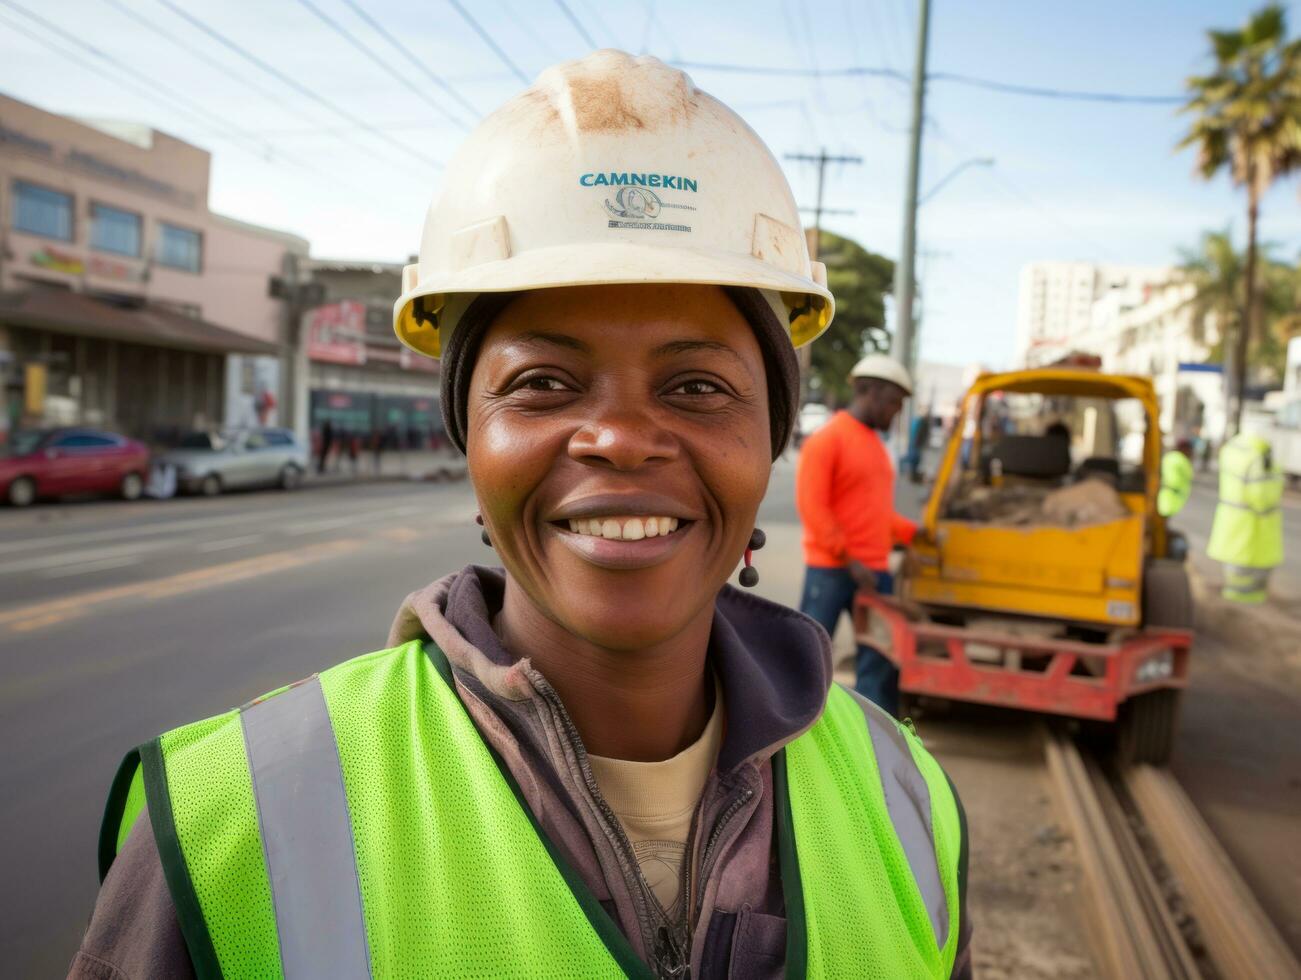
[438,287,800,460]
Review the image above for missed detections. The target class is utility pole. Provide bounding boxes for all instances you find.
[891,0,932,372]
[786,149,862,409]
[787,149,863,260]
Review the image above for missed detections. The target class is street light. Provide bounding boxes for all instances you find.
[918,157,995,207]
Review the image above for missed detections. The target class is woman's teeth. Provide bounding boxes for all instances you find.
[566,517,680,540]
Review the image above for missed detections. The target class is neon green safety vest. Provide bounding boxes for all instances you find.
[1207,433,1284,569]
[99,640,963,979]
[1157,449,1194,518]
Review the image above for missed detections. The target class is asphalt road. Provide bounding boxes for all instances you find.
[0,479,487,977]
[3,460,1298,974]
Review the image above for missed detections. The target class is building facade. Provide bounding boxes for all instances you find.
[1092,280,1226,443]
[1016,262,1170,368]
[1016,259,1227,442]
[300,261,442,456]
[0,93,308,444]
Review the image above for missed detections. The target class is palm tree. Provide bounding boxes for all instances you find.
[1178,231,1299,380]
[1178,4,1301,430]
[1177,229,1244,356]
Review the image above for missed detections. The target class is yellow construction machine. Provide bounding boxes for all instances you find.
[857,364,1192,763]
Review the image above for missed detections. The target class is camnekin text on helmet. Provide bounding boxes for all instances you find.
[579,172,699,192]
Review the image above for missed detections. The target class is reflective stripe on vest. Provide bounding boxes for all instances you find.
[853,690,950,949]
[102,640,962,979]
[240,677,371,979]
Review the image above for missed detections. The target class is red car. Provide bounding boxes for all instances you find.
[1,428,150,506]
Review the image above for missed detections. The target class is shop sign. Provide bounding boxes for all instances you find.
[305,301,367,365]
[27,247,146,282]
[88,255,146,282]
[30,246,84,275]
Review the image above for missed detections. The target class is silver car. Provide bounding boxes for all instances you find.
[162,428,309,496]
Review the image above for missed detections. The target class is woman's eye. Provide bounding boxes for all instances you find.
[519,376,568,392]
[672,379,724,396]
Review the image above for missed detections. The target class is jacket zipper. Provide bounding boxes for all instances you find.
[693,788,754,917]
[531,672,691,978]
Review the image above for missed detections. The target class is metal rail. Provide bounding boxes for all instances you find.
[1045,729,1300,979]
[1045,729,1196,978]
[1126,765,1300,980]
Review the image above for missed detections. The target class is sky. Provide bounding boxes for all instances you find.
[2,0,1299,370]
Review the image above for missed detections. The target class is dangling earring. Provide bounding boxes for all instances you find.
[739,527,765,587]
[476,513,491,547]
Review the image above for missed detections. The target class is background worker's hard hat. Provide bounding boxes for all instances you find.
[849,354,913,395]
[393,50,834,358]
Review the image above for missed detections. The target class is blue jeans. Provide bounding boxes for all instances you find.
[799,565,899,715]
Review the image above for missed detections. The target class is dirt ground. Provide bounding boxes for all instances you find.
[919,710,1099,980]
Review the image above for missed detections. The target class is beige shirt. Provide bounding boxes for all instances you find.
[588,693,725,916]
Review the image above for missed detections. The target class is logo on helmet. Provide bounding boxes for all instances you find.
[605,186,662,220]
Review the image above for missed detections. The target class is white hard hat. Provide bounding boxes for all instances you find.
[849,354,913,395]
[393,50,834,358]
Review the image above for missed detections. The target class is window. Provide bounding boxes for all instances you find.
[157,222,202,272]
[91,203,142,256]
[53,433,118,449]
[13,181,73,240]
[264,430,295,447]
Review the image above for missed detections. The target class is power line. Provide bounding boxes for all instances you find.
[675,60,906,81]
[292,0,470,131]
[97,0,410,196]
[930,71,1183,105]
[102,0,304,117]
[2,3,396,216]
[2,0,275,157]
[786,149,863,240]
[0,9,209,130]
[337,0,482,123]
[671,60,1184,104]
[553,0,597,49]
[155,0,442,171]
[446,0,531,86]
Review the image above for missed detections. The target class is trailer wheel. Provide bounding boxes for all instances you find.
[1116,688,1180,766]
[1143,558,1193,629]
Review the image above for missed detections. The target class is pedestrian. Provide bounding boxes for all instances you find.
[1207,431,1284,603]
[346,428,359,475]
[907,412,932,483]
[371,426,383,475]
[797,354,917,715]
[73,52,969,980]
[1158,439,1196,518]
[318,418,333,475]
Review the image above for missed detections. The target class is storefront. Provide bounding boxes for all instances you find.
[0,287,278,443]
[303,297,443,450]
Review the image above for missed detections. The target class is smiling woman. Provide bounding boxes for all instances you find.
[74,51,970,980]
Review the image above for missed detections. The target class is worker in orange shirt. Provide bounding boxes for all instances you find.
[797,354,916,714]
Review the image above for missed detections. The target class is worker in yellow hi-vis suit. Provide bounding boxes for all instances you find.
[1158,439,1195,518]
[1207,432,1284,603]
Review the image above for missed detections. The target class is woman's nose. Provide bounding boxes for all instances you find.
[567,406,679,471]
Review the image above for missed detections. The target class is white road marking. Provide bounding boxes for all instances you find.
[0,540,175,576]
[0,497,397,556]
[41,555,142,580]
[285,504,426,536]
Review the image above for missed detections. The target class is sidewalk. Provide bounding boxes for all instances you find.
[305,449,468,487]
